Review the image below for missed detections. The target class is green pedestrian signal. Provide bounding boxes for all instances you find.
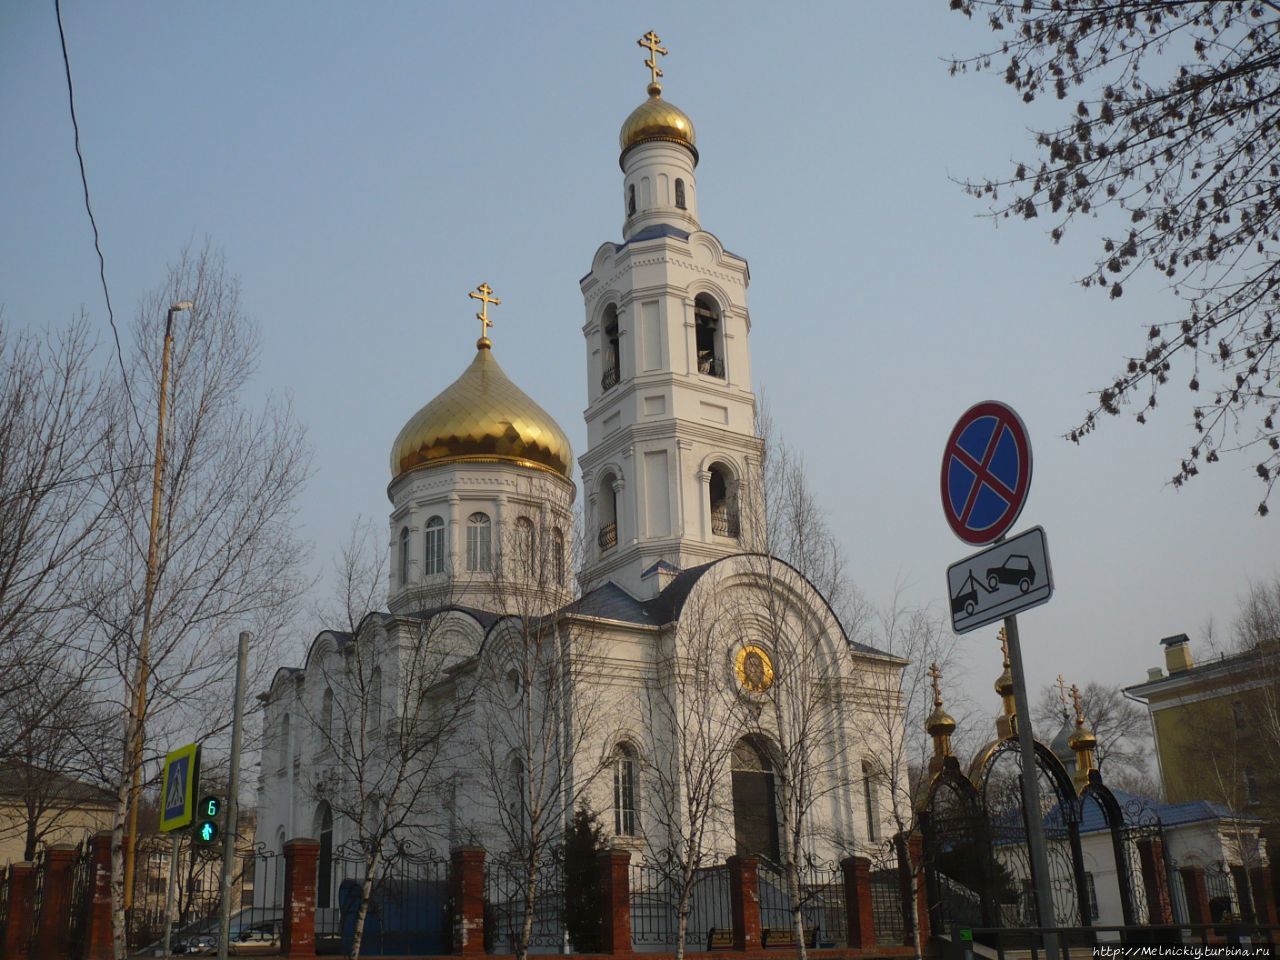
[193,794,224,844]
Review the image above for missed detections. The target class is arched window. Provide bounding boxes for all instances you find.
[279,713,290,773]
[314,802,334,908]
[369,667,383,734]
[551,528,565,585]
[601,305,621,390]
[627,184,636,216]
[674,178,686,209]
[614,743,638,836]
[505,668,522,703]
[321,687,334,743]
[516,516,536,576]
[731,736,779,861]
[862,760,881,841]
[694,295,724,378]
[398,526,410,586]
[708,463,739,538]
[466,512,492,572]
[424,516,445,575]
[598,474,619,552]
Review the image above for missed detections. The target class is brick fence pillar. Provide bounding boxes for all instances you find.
[841,856,875,948]
[1249,867,1278,926]
[597,848,634,954]
[281,838,319,958]
[1,862,36,960]
[1180,866,1211,925]
[449,846,486,956]
[726,856,761,951]
[1137,838,1173,925]
[907,834,931,943]
[33,844,78,960]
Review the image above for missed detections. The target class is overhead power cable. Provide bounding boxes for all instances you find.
[54,0,144,437]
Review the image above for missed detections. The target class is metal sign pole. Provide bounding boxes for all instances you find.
[1004,613,1060,960]
[162,833,180,955]
[217,631,250,960]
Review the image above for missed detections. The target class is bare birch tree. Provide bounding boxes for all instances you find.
[640,571,738,960]
[0,315,113,757]
[88,244,311,959]
[473,487,619,960]
[297,519,473,959]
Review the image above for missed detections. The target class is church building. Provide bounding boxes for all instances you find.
[254,35,906,905]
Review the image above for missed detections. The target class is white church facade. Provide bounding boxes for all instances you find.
[254,36,907,897]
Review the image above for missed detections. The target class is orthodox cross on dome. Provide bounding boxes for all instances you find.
[1056,674,1070,718]
[998,626,1009,666]
[929,661,943,707]
[637,30,667,88]
[469,282,501,347]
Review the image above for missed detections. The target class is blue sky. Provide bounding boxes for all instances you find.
[3,2,1274,722]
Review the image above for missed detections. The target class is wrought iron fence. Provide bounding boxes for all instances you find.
[797,859,847,948]
[1206,863,1237,922]
[0,865,9,949]
[28,847,46,956]
[869,847,906,946]
[757,858,793,941]
[316,839,449,956]
[485,850,566,953]
[65,836,92,957]
[125,837,280,952]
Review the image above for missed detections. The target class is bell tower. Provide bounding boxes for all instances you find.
[578,33,761,598]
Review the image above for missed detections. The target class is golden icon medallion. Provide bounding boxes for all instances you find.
[735,644,774,693]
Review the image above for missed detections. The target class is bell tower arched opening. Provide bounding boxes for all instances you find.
[602,305,621,391]
[694,295,724,378]
[708,462,739,539]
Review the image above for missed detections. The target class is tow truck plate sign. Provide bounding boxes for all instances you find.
[947,526,1053,634]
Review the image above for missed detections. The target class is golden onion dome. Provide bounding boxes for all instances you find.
[926,705,957,738]
[1068,724,1098,753]
[994,666,1014,697]
[390,342,573,482]
[620,83,697,160]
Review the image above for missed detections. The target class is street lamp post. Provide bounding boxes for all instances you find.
[123,299,192,911]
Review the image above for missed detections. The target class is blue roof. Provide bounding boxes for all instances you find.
[1077,787,1259,835]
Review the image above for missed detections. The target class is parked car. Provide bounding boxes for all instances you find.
[228,920,282,956]
[172,932,218,955]
[985,554,1036,593]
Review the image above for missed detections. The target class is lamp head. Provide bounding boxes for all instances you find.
[169,300,194,313]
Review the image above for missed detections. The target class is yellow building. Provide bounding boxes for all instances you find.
[0,762,115,865]
[1125,634,1279,859]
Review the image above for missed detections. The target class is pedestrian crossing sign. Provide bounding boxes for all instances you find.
[159,743,201,833]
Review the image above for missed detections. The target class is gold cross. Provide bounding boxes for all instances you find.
[1070,683,1085,723]
[998,626,1009,665]
[1056,674,1070,716]
[637,31,667,87]
[928,662,943,707]
[469,282,501,343]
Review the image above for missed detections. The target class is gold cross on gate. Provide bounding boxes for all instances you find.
[469,282,501,343]
[928,662,943,706]
[637,30,667,86]
[1070,683,1085,723]
[1056,674,1070,716]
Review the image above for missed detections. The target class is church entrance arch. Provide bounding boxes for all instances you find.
[731,735,780,862]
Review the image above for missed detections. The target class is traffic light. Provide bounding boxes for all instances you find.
[194,794,222,845]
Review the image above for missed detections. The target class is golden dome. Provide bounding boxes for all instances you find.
[926,705,957,737]
[390,343,573,481]
[620,83,697,159]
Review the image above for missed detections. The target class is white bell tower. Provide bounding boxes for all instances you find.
[578,33,762,598]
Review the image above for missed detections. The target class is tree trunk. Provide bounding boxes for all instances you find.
[517,853,536,960]
[786,855,806,960]
[351,847,382,960]
[674,862,694,960]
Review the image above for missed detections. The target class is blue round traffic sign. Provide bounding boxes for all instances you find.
[941,401,1032,546]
